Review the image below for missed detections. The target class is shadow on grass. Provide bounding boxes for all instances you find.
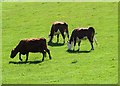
[48,42,64,47]
[66,50,91,53]
[9,60,43,64]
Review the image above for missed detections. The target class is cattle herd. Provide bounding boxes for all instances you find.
[10,21,97,62]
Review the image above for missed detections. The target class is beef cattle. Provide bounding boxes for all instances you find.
[10,38,52,62]
[48,21,69,44]
[67,27,97,51]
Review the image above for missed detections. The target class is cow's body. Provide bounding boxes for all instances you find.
[67,27,97,51]
[10,38,52,62]
[48,21,69,44]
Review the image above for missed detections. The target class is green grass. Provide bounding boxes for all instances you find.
[2,2,118,84]
[0,2,2,86]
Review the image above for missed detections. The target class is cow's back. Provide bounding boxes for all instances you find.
[71,29,87,39]
[20,38,47,53]
[52,21,68,32]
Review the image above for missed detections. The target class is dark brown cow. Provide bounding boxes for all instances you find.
[67,27,97,51]
[10,38,52,62]
[48,21,69,44]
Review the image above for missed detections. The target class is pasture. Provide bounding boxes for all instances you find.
[2,2,118,84]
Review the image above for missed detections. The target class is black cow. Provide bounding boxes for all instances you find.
[10,38,52,62]
[67,27,97,51]
[48,21,69,44]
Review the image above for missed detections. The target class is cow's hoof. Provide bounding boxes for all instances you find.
[67,49,71,51]
[91,48,94,51]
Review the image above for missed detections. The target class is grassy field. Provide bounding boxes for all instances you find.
[0,2,2,85]
[2,2,118,84]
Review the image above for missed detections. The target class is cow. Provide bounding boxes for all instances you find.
[48,21,69,44]
[67,27,97,51]
[10,38,52,62]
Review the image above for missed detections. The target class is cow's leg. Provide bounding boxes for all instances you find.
[77,40,81,51]
[25,53,29,62]
[19,53,22,61]
[49,35,54,43]
[46,49,52,60]
[57,34,59,43]
[90,42,94,50]
[67,34,69,41]
[66,28,69,40]
[49,26,54,43]
[88,36,94,50]
[42,51,46,61]
[61,32,65,44]
[73,38,76,51]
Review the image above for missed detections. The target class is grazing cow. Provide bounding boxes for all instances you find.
[67,27,97,51]
[10,38,52,62]
[48,21,69,44]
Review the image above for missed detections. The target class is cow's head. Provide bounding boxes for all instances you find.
[10,49,18,58]
[67,41,72,50]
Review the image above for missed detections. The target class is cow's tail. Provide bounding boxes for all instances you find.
[66,28,69,39]
[93,36,98,45]
[64,23,69,39]
[93,29,98,45]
